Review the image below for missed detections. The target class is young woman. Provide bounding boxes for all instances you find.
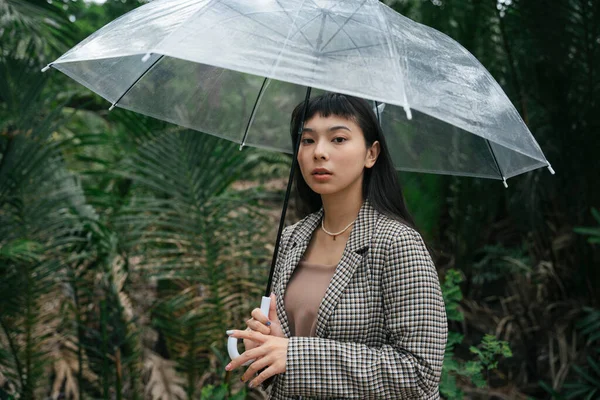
[225,93,448,399]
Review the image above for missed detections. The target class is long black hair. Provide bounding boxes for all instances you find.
[289,92,419,233]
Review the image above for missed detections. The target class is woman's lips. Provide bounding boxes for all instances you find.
[312,173,332,181]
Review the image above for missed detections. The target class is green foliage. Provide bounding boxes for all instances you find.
[0,0,79,61]
[200,383,245,400]
[1,13,275,395]
[577,307,600,345]
[0,239,44,263]
[538,214,600,399]
[439,331,466,399]
[442,333,513,399]
[562,355,600,400]
[541,308,600,400]
[471,243,532,285]
[542,352,600,400]
[399,172,445,241]
[0,38,97,398]
[441,269,464,322]
[574,208,600,245]
[539,224,600,399]
[469,334,513,372]
[440,270,513,399]
[119,130,272,397]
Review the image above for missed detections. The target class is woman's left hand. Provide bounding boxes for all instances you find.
[225,329,289,388]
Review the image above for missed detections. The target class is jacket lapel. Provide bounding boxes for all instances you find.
[275,199,379,338]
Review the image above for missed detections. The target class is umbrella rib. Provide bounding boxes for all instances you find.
[220,1,290,42]
[142,0,220,61]
[216,1,320,53]
[269,9,323,52]
[374,5,412,120]
[337,14,386,36]
[109,55,164,111]
[239,77,270,150]
[322,41,387,56]
[275,0,317,50]
[321,11,374,89]
[484,139,507,187]
[268,0,310,77]
[289,12,322,50]
[319,0,368,52]
[209,27,312,56]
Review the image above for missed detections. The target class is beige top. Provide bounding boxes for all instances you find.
[283,258,337,337]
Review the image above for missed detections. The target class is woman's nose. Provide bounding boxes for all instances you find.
[313,141,328,160]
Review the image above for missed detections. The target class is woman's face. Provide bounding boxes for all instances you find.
[297,113,380,197]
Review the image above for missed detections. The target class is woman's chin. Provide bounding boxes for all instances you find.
[308,185,340,196]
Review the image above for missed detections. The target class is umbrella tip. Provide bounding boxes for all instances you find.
[404,105,412,120]
[502,177,508,188]
[109,103,116,111]
[142,52,152,63]
[239,143,245,151]
[547,164,555,175]
[41,64,52,73]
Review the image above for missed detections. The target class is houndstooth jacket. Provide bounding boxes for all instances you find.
[260,199,448,400]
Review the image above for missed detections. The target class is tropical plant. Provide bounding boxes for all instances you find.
[574,208,600,245]
[540,309,600,400]
[0,0,79,61]
[116,128,277,396]
[440,269,513,399]
[1,16,286,397]
[0,45,97,399]
[539,225,600,400]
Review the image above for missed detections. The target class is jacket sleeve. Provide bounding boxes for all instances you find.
[259,225,292,392]
[281,227,448,399]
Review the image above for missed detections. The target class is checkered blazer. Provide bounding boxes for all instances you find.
[261,199,448,399]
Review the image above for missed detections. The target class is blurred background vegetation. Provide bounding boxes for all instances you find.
[0,0,598,399]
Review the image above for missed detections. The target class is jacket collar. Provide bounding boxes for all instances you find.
[275,199,380,338]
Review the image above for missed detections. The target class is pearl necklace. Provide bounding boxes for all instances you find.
[321,216,357,241]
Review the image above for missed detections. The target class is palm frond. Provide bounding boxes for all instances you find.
[143,351,187,400]
[0,0,79,61]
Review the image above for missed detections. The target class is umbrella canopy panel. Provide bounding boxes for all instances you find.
[49,0,550,180]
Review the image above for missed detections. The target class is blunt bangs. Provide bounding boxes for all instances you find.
[290,93,367,146]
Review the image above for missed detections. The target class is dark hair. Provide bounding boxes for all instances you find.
[289,92,419,233]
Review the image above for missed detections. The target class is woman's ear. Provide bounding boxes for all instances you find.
[365,141,381,168]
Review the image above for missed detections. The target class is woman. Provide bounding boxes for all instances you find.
[225,93,448,399]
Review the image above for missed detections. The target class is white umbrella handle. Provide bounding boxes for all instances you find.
[227,296,271,366]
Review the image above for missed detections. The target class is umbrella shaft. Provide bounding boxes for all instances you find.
[265,86,312,297]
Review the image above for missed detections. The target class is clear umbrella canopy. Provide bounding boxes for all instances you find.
[44,0,553,183]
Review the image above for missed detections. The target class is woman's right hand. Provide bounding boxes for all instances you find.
[243,293,285,351]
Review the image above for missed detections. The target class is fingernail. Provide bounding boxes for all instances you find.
[240,376,245,382]
[226,330,234,335]
[248,381,255,388]
[266,321,271,326]
[225,363,231,371]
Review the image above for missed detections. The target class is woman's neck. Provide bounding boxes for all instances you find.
[320,190,364,233]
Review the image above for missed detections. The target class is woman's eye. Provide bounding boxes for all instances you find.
[301,138,313,144]
[333,137,347,143]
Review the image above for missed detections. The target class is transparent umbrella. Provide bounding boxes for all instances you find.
[42,0,554,363]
